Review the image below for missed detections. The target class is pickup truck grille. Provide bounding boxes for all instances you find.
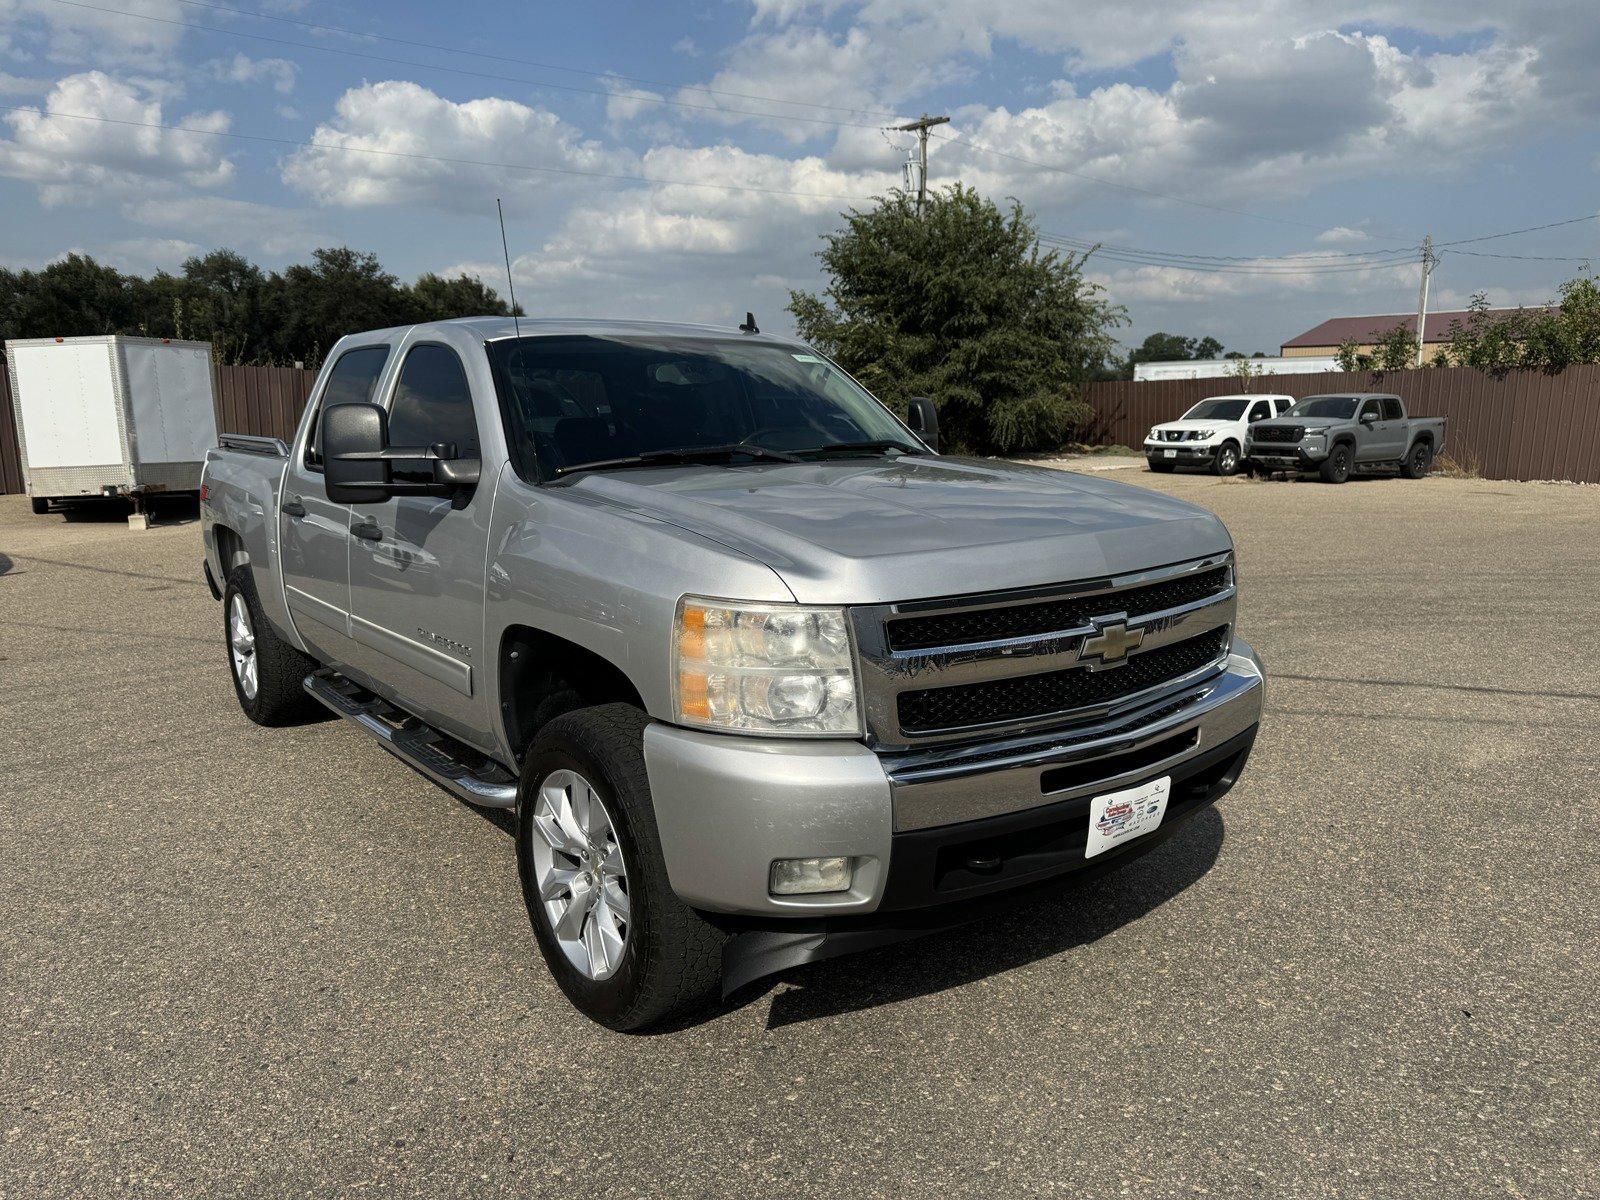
[851,555,1237,746]
[887,566,1230,651]
[1252,425,1303,444]
[897,627,1230,735]
[1158,430,1186,443]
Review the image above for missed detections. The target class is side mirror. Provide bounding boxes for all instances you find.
[1359,412,1378,426]
[323,403,391,504]
[906,396,940,452]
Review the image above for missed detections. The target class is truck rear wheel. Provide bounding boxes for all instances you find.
[1319,443,1353,484]
[223,565,320,726]
[1401,441,1433,479]
[517,704,726,1031]
[30,497,49,515]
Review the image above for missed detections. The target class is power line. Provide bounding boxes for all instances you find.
[1038,234,1422,275]
[0,103,881,202]
[1436,213,1598,247]
[1038,233,1422,265]
[154,0,903,121]
[44,0,889,131]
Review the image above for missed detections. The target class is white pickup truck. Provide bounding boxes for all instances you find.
[1144,394,1295,476]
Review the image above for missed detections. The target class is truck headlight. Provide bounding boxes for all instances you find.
[673,598,862,736]
[1302,433,1326,446]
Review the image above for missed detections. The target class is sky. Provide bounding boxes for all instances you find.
[1,0,1597,357]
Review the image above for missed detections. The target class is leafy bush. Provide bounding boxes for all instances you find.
[789,185,1124,454]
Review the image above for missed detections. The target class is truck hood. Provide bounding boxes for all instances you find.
[1150,419,1233,437]
[567,455,1231,605]
[1252,416,1345,433]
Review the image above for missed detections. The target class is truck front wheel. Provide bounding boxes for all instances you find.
[30,496,49,515]
[222,565,320,726]
[1213,441,1241,476]
[1319,444,1353,484]
[518,705,726,1031]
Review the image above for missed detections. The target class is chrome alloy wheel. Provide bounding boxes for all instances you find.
[228,593,258,700]
[528,769,630,981]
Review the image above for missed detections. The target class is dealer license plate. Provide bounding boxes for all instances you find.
[1086,776,1171,858]
[1162,448,1177,458]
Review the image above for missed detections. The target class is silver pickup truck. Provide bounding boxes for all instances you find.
[1244,392,1446,483]
[200,317,1265,1029]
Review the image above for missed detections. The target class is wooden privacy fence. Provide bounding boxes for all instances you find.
[2,359,1597,490]
[1081,364,1600,484]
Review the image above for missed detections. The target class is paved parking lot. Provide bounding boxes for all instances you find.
[3,467,1597,1198]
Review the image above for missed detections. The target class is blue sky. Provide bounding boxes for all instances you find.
[2,0,1597,356]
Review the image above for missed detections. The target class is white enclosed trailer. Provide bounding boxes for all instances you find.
[5,335,219,515]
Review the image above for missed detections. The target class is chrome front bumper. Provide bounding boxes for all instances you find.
[643,637,1265,917]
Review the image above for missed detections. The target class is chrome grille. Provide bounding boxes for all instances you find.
[851,555,1235,747]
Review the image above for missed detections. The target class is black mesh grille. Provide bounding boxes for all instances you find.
[897,627,1230,735]
[1252,425,1303,444]
[887,567,1230,652]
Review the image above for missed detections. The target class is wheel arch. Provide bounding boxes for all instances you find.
[498,624,647,760]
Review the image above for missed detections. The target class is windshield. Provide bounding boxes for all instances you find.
[487,335,922,477]
[1182,399,1250,421]
[1289,396,1359,419]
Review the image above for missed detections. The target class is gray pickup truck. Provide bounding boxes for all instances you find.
[200,317,1265,1029]
[1244,392,1446,483]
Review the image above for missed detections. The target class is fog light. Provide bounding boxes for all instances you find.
[769,856,852,896]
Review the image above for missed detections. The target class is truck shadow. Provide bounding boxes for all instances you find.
[755,808,1225,1030]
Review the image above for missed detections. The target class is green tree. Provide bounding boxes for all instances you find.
[0,253,147,343]
[1371,323,1419,371]
[1125,332,1224,376]
[1334,337,1369,373]
[788,185,1124,454]
[408,271,518,323]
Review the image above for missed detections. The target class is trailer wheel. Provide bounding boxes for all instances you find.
[1400,441,1433,479]
[518,704,726,1031]
[223,565,320,726]
[30,497,50,515]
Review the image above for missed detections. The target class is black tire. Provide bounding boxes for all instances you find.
[1213,441,1242,476]
[30,496,49,515]
[1148,460,1176,473]
[1400,440,1433,479]
[222,564,320,725]
[517,704,726,1031]
[1319,443,1353,484]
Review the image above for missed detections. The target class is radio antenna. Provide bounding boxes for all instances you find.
[496,198,522,338]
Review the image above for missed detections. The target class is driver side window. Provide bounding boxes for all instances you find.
[1248,402,1270,422]
[1359,398,1382,421]
[387,344,480,484]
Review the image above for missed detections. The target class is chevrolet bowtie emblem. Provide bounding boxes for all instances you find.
[1080,617,1144,667]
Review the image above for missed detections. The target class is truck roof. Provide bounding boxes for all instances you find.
[433,315,803,346]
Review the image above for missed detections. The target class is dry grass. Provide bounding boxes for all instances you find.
[1433,449,1483,479]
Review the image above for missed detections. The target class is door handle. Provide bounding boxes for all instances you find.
[351,520,383,542]
[281,499,307,519]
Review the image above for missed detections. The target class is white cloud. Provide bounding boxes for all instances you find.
[281,81,625,212]
[1317,226,1370,245]
[0,71,232,205]
[0,70,49,95]
[121,195,327,257]
[0,0,190,66]
[209,53,297,95]
[104,235,201,272]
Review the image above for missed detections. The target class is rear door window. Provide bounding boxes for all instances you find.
[1381,397,1404,420]
[305,345,390,470]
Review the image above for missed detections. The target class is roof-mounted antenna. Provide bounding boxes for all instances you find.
[496,198,522,339]
[739,311,759,334]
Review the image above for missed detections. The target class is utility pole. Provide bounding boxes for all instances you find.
[894,114,950,215]
[1414,234,1437,368]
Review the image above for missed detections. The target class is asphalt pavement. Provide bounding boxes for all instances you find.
[2,464,1597,1198]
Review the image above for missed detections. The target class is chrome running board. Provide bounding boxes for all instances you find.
[303,669,518,810]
